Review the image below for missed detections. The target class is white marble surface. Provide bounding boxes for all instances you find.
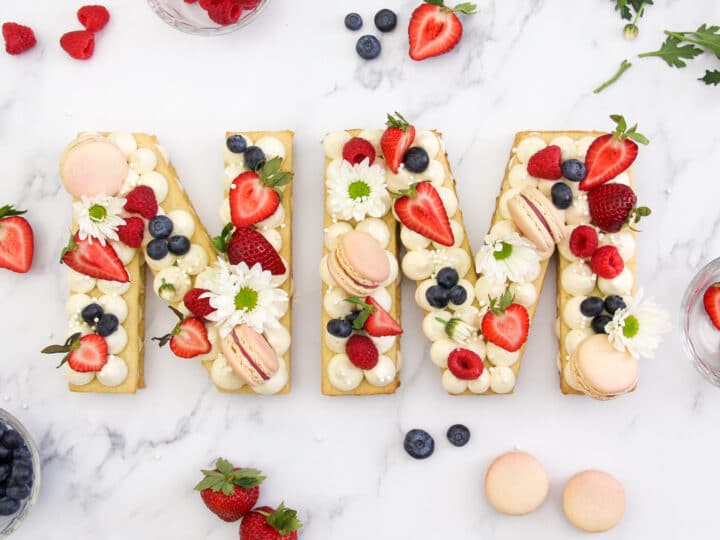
[2,0,720,538]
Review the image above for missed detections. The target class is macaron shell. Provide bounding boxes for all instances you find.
[221,325,280,387]
[338,230,389,284]
[60,137,129,198]
[508,194,554,254]
[485,451,549,515]
[574,334,638,397]
[522,187,566,243]
[563,470,625,532]
[327,250,376,296]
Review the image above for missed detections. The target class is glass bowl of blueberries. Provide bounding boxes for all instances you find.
[0,409,40,536]
[146,0,270,36]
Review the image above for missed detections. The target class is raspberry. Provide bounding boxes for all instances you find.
[2,22,37,56]
[206,0,243,25]
[342,137,376,166]
[124,186,158,219]
[116,216,145,248]
[60,30,95,60]
[447,348,483,380]
[590,245,624,279]
[183,288,215,320]
[527,145,562,180]
[78,5,111,32]
[345,335,378,370]
[569,225,599,259]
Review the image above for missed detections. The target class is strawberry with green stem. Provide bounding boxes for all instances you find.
[345,296,403,337]
[41,332,109,372]
[153,306,211,359]
[229,157,292,228]
[381,112,415,173]
[481,290,529,352]
[240,503,302,540]
[408,0,477,61]
[0,204,33,273]
[195,457,265,523]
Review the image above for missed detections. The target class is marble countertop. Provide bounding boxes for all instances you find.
[2,0,720,538]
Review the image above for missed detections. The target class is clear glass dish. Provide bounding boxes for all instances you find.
[680,256,720,386]
[0,409,41,537]
[146,0,271,36]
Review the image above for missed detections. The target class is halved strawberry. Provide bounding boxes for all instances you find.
[0,204,33,273]
[408,1,477,61]
[42,332,108,373]
[481,291,529,352]
[580,114,649,191]
[153,307,212,359]
[381,112,415,173]
[229,157,292,227]
[346,296,403,337]
[394,182,454,246]
[703,283,720,331]
[61,232,129,282]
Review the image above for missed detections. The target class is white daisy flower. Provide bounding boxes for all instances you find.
[73,195,126,245]
[202,258,289,338]
[327,159,389,222]
[475,232,540,284]
[606,290,670,359]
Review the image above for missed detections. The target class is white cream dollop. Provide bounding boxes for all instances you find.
[128,148,157,174]
[254,358,289,395]
[105,325,128,355]
[442,369,468,394]
[370,335,396,354]
[166,209,195,238]
[562,296,592,330]
[355,218,390,249]
[255,136,286,161]
[599,231,635,261]
[177,244,209,276]
[324,330,349,353]
[475,276,507,308]
[154,267,191,303]
[62,363,95,386]
[139,171,169,203]
[65,294,92,318]
[402,249,433,280]
[98,294,128,323]
[327,354,364,391]
[108,131,137,157]
[97,279,131,296]
[430,339,457,368]
[516,137,546,163]
[211,354,245,390]
[508,165,538,190]
[423,310,451,341]
[486,342,520,367]
[323,131,351,160]
[561,262,597,296]
[97,355,129,387]
[468,369,491,394]
[67,269,97,293]
[414,130,440,158]
[265,325,291,357]
[364,355,396,387]
[489,366,516,393]
[400,225,431,251]
[565,328,594,355]
[323,288,353,318]
[509,282,537,307]
[598,267,634,296]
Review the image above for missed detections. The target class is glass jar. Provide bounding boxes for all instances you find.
[146,0,271,36]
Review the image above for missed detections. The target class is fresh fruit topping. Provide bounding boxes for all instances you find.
[194,457,264,523]
[345,311,361,326]
[393,182,454,246]
[124,185,158,219]
[426,284,450,308]
[375,8,398,32]
[447,348,483,380]
[213,224,286,275]
[116,216,145,248]
[226,134,248,154]
[229,158,292,228]
[183,288,216,321]
[0,205,33,273]
[345,334,379,369]
[591,314,612,334]
[96,313,119,337]
[550,182,573,210]
[403,146,430,173]
[587,183,651,233]
[2,22,36,55]
[153,307,212,359]
[568,225,599,258]
[581,115,649,191]
[590,245,624,279]
[42,332,108,372]
[561,159,587,182]
[77,5,111,32]
[436,267,459,289]
[327,318,353,338]
[81,303,104,325]
[207,0,243,25]
[448,284,467,305]
[604,294,627,315]
[446,424,470,447]
[404,429,435,459]
[61,233,129,282]
[146,238,169,260]
[356,34,382,60]
[345,296,403,337]
[244,146,266,171]
[344,12,363,31]
[381,112,416,173]
[527,145,562,180]
[167,235,191,256]
[703,283,720,330]
[239,503,303,540]
[580,296,604,318]
[148,215,173,239]
[481,291,529,352]
[408,0,477,61]
[342,137,376,166]
[60,30,95,60]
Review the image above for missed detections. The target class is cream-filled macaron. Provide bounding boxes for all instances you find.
[571,334,638,400]
[327,230,389,296]
[60,136,129,198]
[484,451,549,515]
[563,470,625,532]
[507,187,566,257]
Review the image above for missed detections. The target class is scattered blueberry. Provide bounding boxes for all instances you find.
[403,147,430,173]
[0,497,20,516]
[345,311,360,326]
[551,182,573,210]
[436,267,459,289]
[604,295,626,315]
[0,431,23,450]
[561,159,587,182]
[591,314,613,334]
[580,296,604,318]
[148,215,173,239]
[96,313,120,337]
[6,484,30,501]
[81,303,104,326]
[374,8,397,32]
[344,12,363,31]
[327,318,353,338]
[404,429,435,459]
[356,34,381,60]
[446,424,471,447]
[146,239,169,260]
[226,134,248,154]
[244,146,266,171]
[448,285,467,306]
[167,235,191,256]
[426,285,450,309]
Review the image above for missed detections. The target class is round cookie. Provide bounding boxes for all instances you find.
[60,136,129,198]
[571,334,639,399]
[484,451,549,515]
[563,470,625,532]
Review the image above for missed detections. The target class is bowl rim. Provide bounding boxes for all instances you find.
[146,0,271,36]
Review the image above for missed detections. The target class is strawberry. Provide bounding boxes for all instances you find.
[345,334,379,370]
[229,157,292,228]
[2,22,36,55]
[345,297,403,337]
[153,307,212,359]
[408,0,477,61]
[587,183,651,233]
[217,226,286,275]
[60,30,95,60]
[77,5,111,32]
[527,145,562,180]
[447,348,483,380]
[183,288,216,321]
[61,232,129,282]
[580,115,649,191]
[240,504,302,540]
[568,225,598,259]
[116,216,145,248]
[0,205,33,273]
[703,283,720,331]
[481,291,529,352]
[342,137,376,166]
[590,245,624,279]
[194,457,264,522]
[42,332,108,373]
[381,112,415,173]
[393,182,454,246]
[124,185,158,219]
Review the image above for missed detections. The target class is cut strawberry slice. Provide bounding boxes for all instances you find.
[408,1,477,61]
[0,205,33,273]
[394,182,454,246]
[153,307,212,359]
[346,296,403,337]
[381,112,415,173]
[229,157,292,227]
[61,232,129,282]
[703,282,720,331]
[42,332,108,373]
[481,291,529,352]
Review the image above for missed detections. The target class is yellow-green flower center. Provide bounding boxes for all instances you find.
[493,241,513,261]
[348,181,370,200]
[234,287,258,311]
[623,315,639,338]
[88,204,107,222]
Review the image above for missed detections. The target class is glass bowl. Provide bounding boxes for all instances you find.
[146,0,271,36]
[680,256,720,386]
[0,409,41,537]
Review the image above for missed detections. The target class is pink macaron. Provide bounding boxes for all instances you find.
[327,230,389,296]
[507,187,566,257]
[220,324,280,387]
[571,334,638,400]
[563,470,626,532]
[60,136,129,198]
[485,451,549,515]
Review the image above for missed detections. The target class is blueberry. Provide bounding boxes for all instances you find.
[591,314,613,334]
[167,235,191,256]
[0,497,20,516]
[0,486,5,498]
[374,8,397,32]
[96,313,119,337]
[561,159,587,182]
[403,429,434,459]
[0,423,5,438]
[448,285,467,306]
[403,147,430,173]
[344,12,363,31]
[0,430,23,450]
[551,182,573,210]
[81,303,104,326]
[327,318,352,338]
[226,134,248,154]
[0,464,9,483]
[148,215,173,239]
[446,424,471,447]
[604,295,627,315]
[244,146,266,171]
[426,285,450,309]
[0,447,10,461]
[345,311,360,326]
[436,267,459,289]
[9,463,32,485]
[580,296,604,318]
[13,446,30,461]
[356,35,381,60]
[146,239,168,261]
[6,484,30,501]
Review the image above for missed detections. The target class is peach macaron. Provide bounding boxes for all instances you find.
[563,470,626,532]
[60,136,129,198]
[327,230,389,296]
[571,334,639,400]
[484,451,549,515]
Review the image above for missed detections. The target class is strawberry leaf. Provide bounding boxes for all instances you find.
[0,204,27,219]
[265,503,302,536]
[609,115,649,145]
[345,296,374,329]
[259,157,293,191]
[453,2,477,14]
[194,458,265,493]
[59,232,76,263]
[385,111,411,131]
[212,223,235,254]
[700,69,720,85]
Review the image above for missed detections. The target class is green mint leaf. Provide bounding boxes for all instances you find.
[700,69,720,85]
[638,36,704,68]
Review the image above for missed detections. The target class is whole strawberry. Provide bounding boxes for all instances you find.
[587,183,651,233]
[240,503,303,540]
[194,457,265,522]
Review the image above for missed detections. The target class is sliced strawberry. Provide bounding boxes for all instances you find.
[42,333,108,373]
[346,296,403,337]
[229,157,292,228]
[154,307,211,359]
[703,283,720,331]
[408,1,476,61]
[381,112,415,173]
[527,145,562,180]
[394,182,454,246]
[481,291,529,352]
[447,348,483,380]
[61,232,129,282]
[183,288,216,321]
[342,137,376,166]
[0,205,33,273]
